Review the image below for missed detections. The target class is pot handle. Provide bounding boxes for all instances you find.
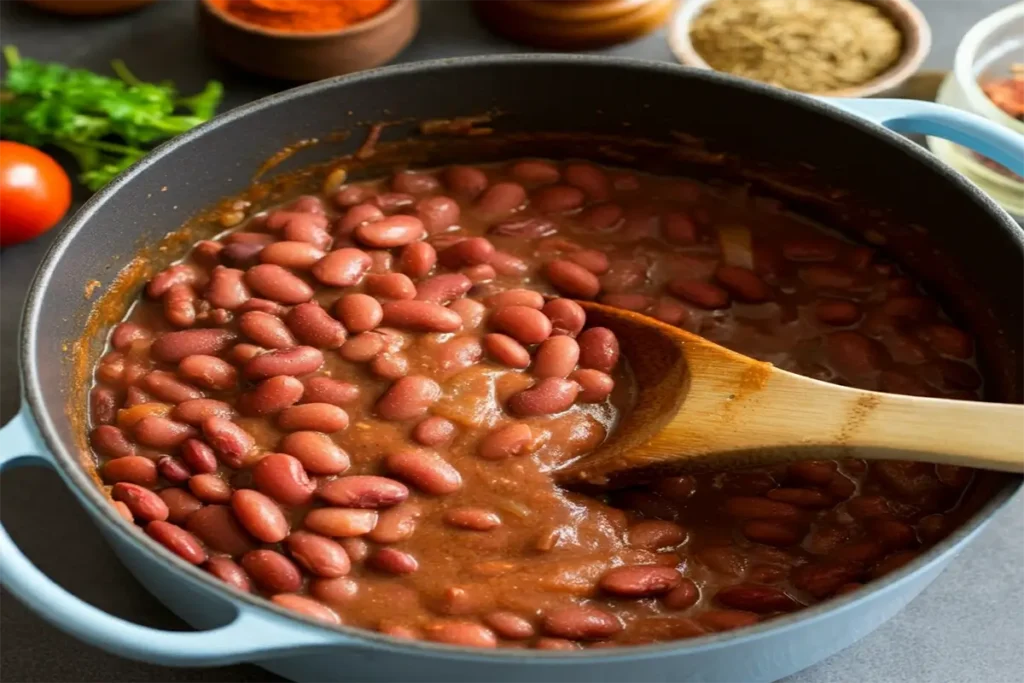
[0,410,350,666]
[828,98,1024,178]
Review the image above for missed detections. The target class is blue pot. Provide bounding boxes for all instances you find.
[2,56,1022,682]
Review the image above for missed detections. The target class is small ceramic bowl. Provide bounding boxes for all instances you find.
[667,0,931,98]
[197,0,419,82]
[930,1,1024,218]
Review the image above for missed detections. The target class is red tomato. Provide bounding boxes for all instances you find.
[0,141,72,247]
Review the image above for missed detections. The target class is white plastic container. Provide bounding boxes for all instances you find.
[931,2,1024,218]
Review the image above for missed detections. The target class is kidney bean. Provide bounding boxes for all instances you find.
[151,329,235,363]
[724,496,801,521]
[328,294,379,335]
[227,343,268,366]
[363,273,415,301]
[163,284,197,328]
[202,266,250,311]
[450,298,486,329]
[339,538,370,563]
[146,521,207,565]
[186,505,256,556]
[564,251,609,277]
[787,460,837,485]
[477,423,533,460]
[510,160,560,185]
[661,578,700,610]
[627,520,687,550]
[715,584,799,613]
[487,289,544,311]
[295,380,355,410]
[311,576,359,605]
[354,215,425,248]
[369,548,419,575]
[319,475,409,509]
[140,371,204,404]
[338,332,385,362]
[463,264,495,284]
[271,594,341,624]
[791,562,861,598]
[240,375,304,415]
[490,218,557,242]
[564,163,611,201]
[398,242,437,279]
[124,387,153,408]
[160,488,203,524]
[412,416,456,446]
[201,417,255,468]
[283,219,332,252]
[766,488,832,509]
[475,182,526,219]
[667,278,730,310]
[278,403,349,432]
[334,186,368,207]
[306,248,370,289]
[386,449,462,495]
[336,203,383,237]
[569,368,614,403]
[188,473,232,504]
[364,502,420,544]
[509,378,579,416]
[371,192,415,213]
[380,300,461,333]
[285,530,351,578]
[533,638,578,650]
[917,323,973,359]
[443,507,502,531]
[542,298,586,337]
[533,336,580,379]
[156,455,191,484]
[600,565,682,597]
[148,264,200,299]
[243,264,313,305]
[179,440,219,479]
[90,425,135,459]
[237,310,295,349]
[389,170,439,194]
[244,346,324,380]
[826,332,889,378]
[204,556,252,593]
[442,166,488,197]
[416,196,461,234]
[543,606,621,640]
[414,273,472,306]
[133,416,195,449]
[740,520,802,547]
[800,265,857,290]
[422,620,496,648]
[278,431,349,475]
[489,305,552,345]
[111,482,169,522]
[577,327,620,373]
[258,241,323,270]
[242,549,303,593]
[305,508,378,537]
[714,266,772,303]
[220,242,265,269]
[375,375,442,421]
[172,399,234,426]
[438,237,495,269]
[111,322,152,351]
[697,610,760,632]
[532,185,585,214]
[544,260,600,299]
[814,299,861,326]
[176,355,236,391]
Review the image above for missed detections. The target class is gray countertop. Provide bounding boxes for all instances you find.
[1,1,1021,681]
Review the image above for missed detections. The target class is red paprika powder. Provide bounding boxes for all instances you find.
[210,0,393,33]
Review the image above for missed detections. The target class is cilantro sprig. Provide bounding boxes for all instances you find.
[0,47,223,190]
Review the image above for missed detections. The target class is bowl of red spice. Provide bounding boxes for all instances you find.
[197,0,419,81]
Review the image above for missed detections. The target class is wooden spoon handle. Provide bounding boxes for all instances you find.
[715,370,1024,473]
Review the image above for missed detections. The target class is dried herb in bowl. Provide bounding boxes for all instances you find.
[689,0,903,94]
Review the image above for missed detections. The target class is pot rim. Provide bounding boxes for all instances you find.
[19,54,1024,661]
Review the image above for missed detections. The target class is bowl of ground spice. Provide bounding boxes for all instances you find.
[197,0,419,81]
[668,0,930,97]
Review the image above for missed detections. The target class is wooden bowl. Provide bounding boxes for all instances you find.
[26,0,154,15]
[197,0,419,82]
[667,0,931,98]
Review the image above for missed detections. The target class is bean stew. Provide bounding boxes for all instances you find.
[87,158,984,649]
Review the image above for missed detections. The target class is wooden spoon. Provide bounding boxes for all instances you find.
[556,302,1024,489]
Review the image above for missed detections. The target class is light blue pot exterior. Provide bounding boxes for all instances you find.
[2,56,1022,682]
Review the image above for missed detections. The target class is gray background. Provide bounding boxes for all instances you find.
[1,1,1021,681]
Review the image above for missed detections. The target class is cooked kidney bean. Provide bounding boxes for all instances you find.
[150,329,235,363]
[386,449,462,495]
[376,376,441,421]
[160,487,203,524]
[186,505,256,556]
[320,475,409,509]
[89,157,986,650]
[146,521,207,565]
[204,556,252,593]
[415,273,472,305]
[242,549,303,593]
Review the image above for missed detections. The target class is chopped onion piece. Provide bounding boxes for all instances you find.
[718,224,754,269]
